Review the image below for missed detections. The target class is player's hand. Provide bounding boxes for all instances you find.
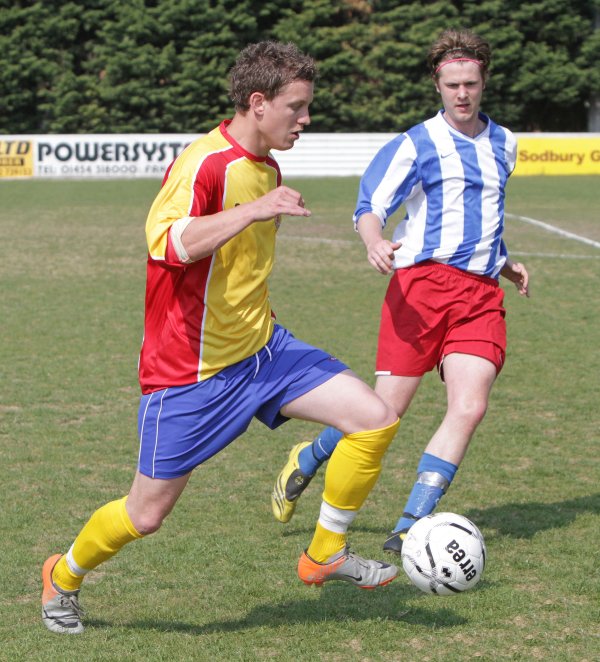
[366,239,402,274]
[503,261,530,297]
[251,185,311,222]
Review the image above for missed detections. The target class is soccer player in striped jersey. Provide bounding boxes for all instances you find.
[272,29,530,555]
[41,41,400,635]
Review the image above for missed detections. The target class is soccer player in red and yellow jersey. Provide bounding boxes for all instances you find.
[41,41,400,634]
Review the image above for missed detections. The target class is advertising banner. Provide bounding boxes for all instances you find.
[1,133,600,179]
[0,138,35,177]
[516,135,600,175]
[0,134,197,179]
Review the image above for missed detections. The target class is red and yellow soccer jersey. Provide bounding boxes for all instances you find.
[139,120,281,394]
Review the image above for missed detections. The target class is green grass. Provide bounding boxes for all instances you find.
[0,176,598,661]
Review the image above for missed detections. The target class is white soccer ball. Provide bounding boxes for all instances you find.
[401,512,487,595]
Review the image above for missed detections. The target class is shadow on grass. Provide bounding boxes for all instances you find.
[83,495,597,635]
[466,493,600,539]
[281,494,600,542]
[87,584,467,634]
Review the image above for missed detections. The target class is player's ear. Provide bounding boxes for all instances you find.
[249,92,266,116]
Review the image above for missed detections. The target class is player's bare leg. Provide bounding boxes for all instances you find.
[384,353,497,554]
[374,374,422,420]
[126,471,192,535]
[423,353,497,465]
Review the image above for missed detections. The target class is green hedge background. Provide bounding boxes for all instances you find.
[1,0,599,134]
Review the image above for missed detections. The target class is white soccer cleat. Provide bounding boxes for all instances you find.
[298,547,398,589]
[41,554,84,634]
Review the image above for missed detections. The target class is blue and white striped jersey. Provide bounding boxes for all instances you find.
[354,111,517,278]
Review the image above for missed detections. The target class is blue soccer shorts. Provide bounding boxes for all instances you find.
[137,324,348,479]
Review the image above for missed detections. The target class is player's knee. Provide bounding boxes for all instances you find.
[366,397,398,431]
[452,396,488,428]
[129,510,167,536]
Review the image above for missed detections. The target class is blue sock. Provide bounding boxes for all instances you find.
[392,452,458,533]
[298,427,343,476]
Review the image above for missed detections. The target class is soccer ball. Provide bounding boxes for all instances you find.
[401,512,487,595]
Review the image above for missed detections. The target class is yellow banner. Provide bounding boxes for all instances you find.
[515,136,600,176]
[0,139,33,177]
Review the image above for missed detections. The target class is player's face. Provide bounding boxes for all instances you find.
[256,79,313,153]
[435,62,485,134]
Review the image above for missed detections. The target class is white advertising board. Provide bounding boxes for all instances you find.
[2,132,600,179]
[0,134,197,179]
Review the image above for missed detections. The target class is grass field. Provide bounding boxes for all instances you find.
[0,176,598,661]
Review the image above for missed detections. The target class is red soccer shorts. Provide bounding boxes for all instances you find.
[375,261,507,378]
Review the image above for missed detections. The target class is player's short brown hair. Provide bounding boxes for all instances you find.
[428,29,491,79]
[229,41,317,111]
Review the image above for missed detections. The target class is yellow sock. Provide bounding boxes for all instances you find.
[323,418,399,510]
[307,522,347,563]
[52,496,143,592]
[306,419,399,563]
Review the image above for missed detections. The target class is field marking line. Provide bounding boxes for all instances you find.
[510,251,600,260]
[283,211,600,259]
[280,235,354,245]
[506,213,600,249]
[281,235,600,259]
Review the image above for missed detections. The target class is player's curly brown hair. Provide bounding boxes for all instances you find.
[229,41,317,111]
[428,29,491,79]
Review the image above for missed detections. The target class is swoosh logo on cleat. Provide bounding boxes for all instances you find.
[337,573,363,582]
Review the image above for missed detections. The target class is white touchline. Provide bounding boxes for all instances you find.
[281,211,600,259]
[506,213,600,249]
[510,252,600,260]
[281,235,355,245]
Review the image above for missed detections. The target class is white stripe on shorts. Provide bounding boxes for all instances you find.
[152,389,169,478]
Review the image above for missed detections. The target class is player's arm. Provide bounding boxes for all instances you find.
[500,258,529,297]
[353,134,416,275]
[176,185,310,263]
[356,213,401,275]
